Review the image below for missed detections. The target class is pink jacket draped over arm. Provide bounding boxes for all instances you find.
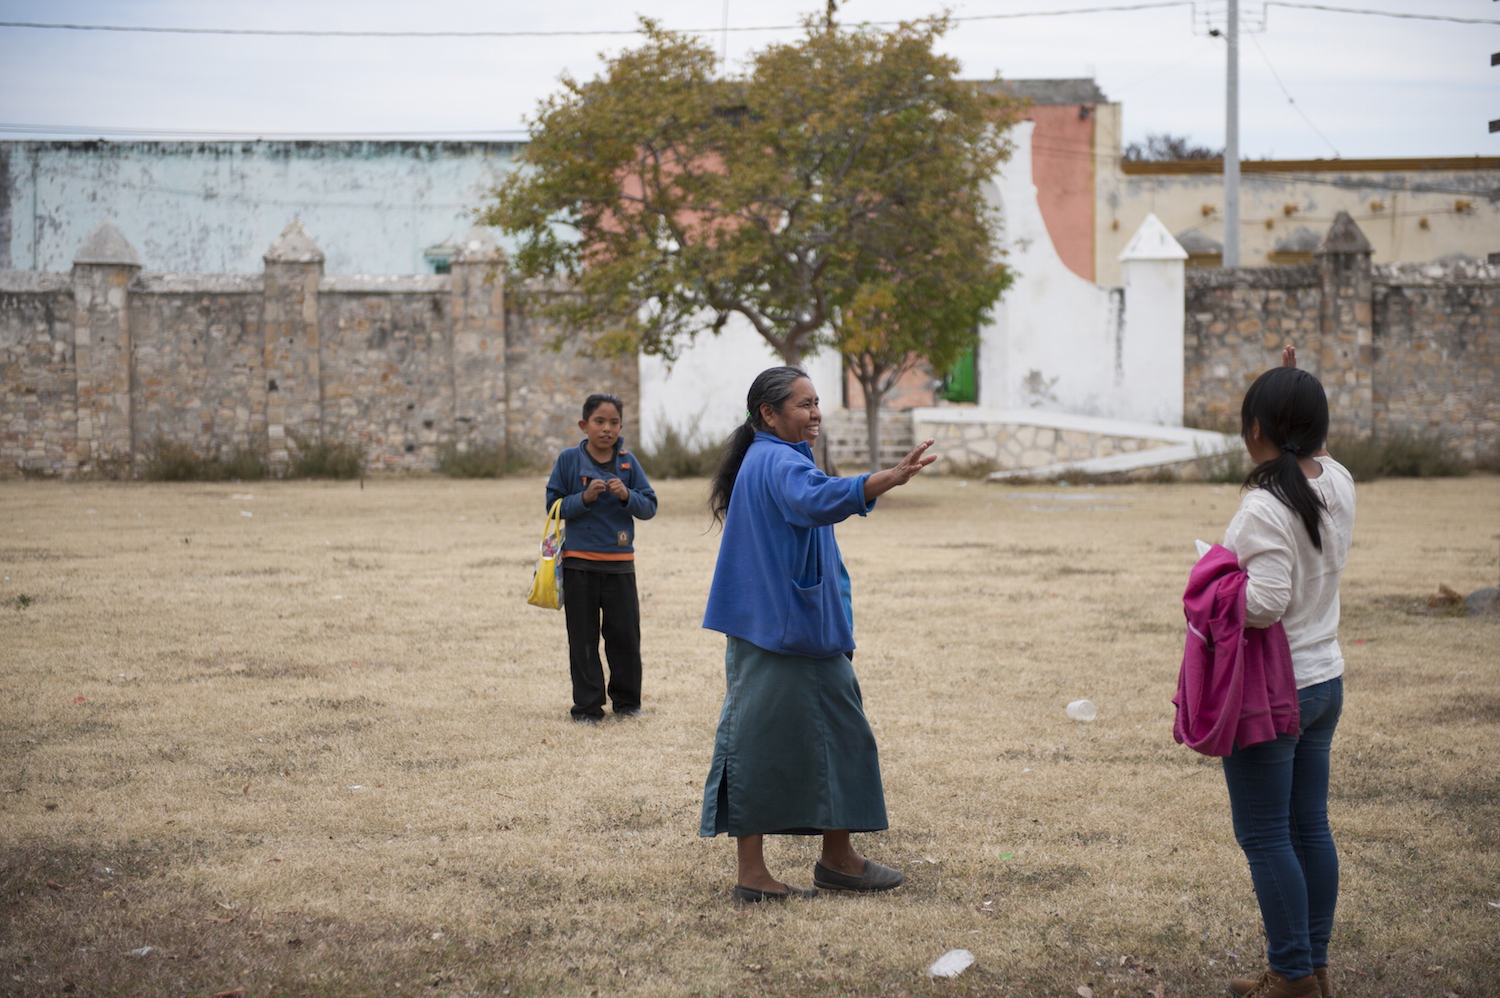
[1173,545,1300,757]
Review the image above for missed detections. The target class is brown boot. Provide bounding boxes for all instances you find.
[1313,966,1331,997]
[1228,972,1260,997]
[1226,970,1319,998]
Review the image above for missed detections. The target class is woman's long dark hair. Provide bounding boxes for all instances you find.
[709,366,808,526]
[1240,366,1331,551]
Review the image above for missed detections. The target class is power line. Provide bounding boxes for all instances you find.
[1264,2,1499,26]
[0,2,1492,38]
[0,6,1195,38]
[1246,32,1340,159]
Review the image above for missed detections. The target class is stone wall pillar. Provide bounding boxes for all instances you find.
[261,220,325,474]
[1315,212,1375,437]
[71,221,142,468]
[449,226,507,459]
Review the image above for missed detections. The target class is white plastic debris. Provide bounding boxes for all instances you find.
[927,949,975,978]
[1066,700,1098,722]
[240,511,253,517]
[130,946,153,957]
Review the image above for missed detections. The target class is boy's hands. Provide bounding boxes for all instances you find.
[581,478,628,503]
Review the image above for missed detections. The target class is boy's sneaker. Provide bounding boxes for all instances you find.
[614,707,644,718]
[572,714,602,726]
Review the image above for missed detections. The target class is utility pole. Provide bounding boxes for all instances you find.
[1491,48,1499,135]
[1224,0,1240,267]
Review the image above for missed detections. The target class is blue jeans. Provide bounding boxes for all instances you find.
[1221,676,1343,980]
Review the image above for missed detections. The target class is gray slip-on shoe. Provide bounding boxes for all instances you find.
[812,859,904,893]
[732,883,818,902]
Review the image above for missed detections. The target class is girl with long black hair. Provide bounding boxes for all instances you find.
[699,366,935,901]
[1221,347,1357,998]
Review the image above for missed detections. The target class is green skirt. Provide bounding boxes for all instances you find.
[699,635,888,837]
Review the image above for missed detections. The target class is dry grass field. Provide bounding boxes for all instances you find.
[1,473,1496,998]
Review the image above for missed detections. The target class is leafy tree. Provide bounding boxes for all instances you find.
[836,241,1012,473]
[483,10,1019,468]
[1123,133,1223,162]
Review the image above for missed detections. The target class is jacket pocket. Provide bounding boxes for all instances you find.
[781,577,836,658]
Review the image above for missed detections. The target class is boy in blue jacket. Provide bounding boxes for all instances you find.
[545,393,658,723]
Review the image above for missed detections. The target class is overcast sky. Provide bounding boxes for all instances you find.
[1,0,1495,160]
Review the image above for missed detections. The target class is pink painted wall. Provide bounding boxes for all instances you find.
[1024,103,1096,282]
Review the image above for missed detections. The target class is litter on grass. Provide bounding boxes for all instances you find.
[927,949,975,978]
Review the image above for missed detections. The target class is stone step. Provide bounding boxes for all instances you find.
[824,409,916,471]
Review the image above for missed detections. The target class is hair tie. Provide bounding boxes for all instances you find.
[1281,443,1299,455]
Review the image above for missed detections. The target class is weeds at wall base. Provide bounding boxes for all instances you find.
[437,441,505,478]
[136,434,267,482]
[1194,440,1248,484]
[1327,432,1469,482]
[287,433,365,480]
[942,456,1000,479]
[635,421,724,479]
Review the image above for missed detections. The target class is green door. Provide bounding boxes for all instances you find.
[942,348,977,403]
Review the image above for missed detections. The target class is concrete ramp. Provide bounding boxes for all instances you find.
[906,407,1238,480]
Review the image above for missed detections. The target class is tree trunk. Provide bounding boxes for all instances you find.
[864,388,883,475]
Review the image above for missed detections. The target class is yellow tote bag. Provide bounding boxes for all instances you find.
[526,499,566,610]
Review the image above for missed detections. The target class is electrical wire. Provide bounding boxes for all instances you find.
[1245,31,1340,159]
[0,2,1491,38]
[1264,2,1499,26]
[0,6,1196,38]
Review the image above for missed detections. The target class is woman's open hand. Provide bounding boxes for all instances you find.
[1282,344,1297,368]
[890,439,937,485]
[862,439,938,501]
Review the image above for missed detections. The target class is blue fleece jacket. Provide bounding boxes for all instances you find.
[545,440,658,557]
[703,432,873,659]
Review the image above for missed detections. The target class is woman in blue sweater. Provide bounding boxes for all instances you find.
[700,366,935,901]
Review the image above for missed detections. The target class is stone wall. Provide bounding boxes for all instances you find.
[504,290,640,464]
[824,408,915,471]
[0,272,76,468]
[1184,265,1321,430]
[912,408,1176,474]
[1372,264,1499,451]
[1184,214,1499,459]
[0,221,634,476]
[131,275,266,456]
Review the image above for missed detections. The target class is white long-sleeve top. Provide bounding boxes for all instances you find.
[1222,456,1356,689]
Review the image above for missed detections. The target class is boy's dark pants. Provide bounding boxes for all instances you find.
[562,568,642,717]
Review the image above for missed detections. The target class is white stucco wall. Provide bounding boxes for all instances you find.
[1117,214,1187,426]
[978,122,1186,426]
[979,120,1125,417]
[637,313,843,452]
[0,140,519,274]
